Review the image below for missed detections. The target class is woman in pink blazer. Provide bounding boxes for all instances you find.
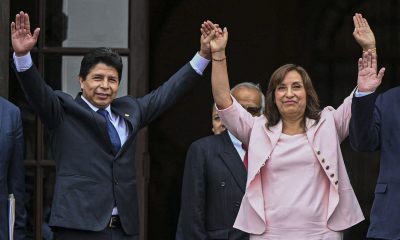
[203,14,382,239]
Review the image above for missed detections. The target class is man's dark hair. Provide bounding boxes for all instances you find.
[79,47,123,82]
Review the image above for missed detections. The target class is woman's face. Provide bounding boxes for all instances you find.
[274,70,307,120]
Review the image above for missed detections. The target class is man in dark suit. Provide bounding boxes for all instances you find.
[349,14,400,240]
[180,82,265,240]
[350,54,392,240]
[0,97,26,240]
[350,52,398,237]
[175,103,227,240]
[11,11,214,240]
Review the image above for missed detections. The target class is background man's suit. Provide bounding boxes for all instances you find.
[0,97,26,240]
[181,130,249,240]
[350,87,400,239]
[12,62,201,236]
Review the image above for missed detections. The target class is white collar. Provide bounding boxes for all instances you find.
[81,95,114,121]
[228,130,242,146]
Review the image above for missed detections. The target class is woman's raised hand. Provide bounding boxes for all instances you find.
[200,21,227,54]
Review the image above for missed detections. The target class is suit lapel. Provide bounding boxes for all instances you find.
[111,97,138,135]
[305,116,326,143]
[75,93,93,112]
[219,131,247,193]
[75,94,114,153]
[74,94,139,156]
[111,106,135,157]
[264,120,282,151]
[305,116,339,191]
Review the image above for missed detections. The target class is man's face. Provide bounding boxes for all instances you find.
[211,107,226,135]
[232,87,263,117]
[80,63,120,108]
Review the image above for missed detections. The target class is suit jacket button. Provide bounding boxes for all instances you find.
[335,180,338,185]
[114,179,119,185]
[321,158,325,163]
[325,166,330,170]
[220,182,225,187]
[317,150,321,155]
[330,174,334,178]
[235,201,240,207]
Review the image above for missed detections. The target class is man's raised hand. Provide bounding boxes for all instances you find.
[358,50,385,92]
[199,20,222,59]
[11,11,40,56]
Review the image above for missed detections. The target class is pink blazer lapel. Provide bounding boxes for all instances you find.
[244,120,283,229]
[247,120,282,186]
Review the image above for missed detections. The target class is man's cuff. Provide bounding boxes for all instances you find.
[13,52,33,72]
[189,52,210,75]
[355,89,374,97]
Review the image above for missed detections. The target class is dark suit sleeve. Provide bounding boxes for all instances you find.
[135,63,202,129]
[350,92,381,151]
[181,142,208,240]
[11,64,63,129]
[8,109,27,240]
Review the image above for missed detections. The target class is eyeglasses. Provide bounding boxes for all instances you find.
[243,106,262,116]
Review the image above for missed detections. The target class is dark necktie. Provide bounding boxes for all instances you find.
[97,109,121,154]
[241,143,248,171]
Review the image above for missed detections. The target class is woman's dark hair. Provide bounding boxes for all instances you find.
[79,47,123,82]
[265,64,320,129]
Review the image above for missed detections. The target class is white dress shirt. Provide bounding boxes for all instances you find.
[81,96,129,147]
[228,131,245,161]
[355,89,374,97]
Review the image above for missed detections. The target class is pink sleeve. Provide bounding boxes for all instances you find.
[332,95,352,142]
[216,95,255,146]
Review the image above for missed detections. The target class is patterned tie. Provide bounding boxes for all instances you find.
[97,109,121,154]
[241,143,248,171]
